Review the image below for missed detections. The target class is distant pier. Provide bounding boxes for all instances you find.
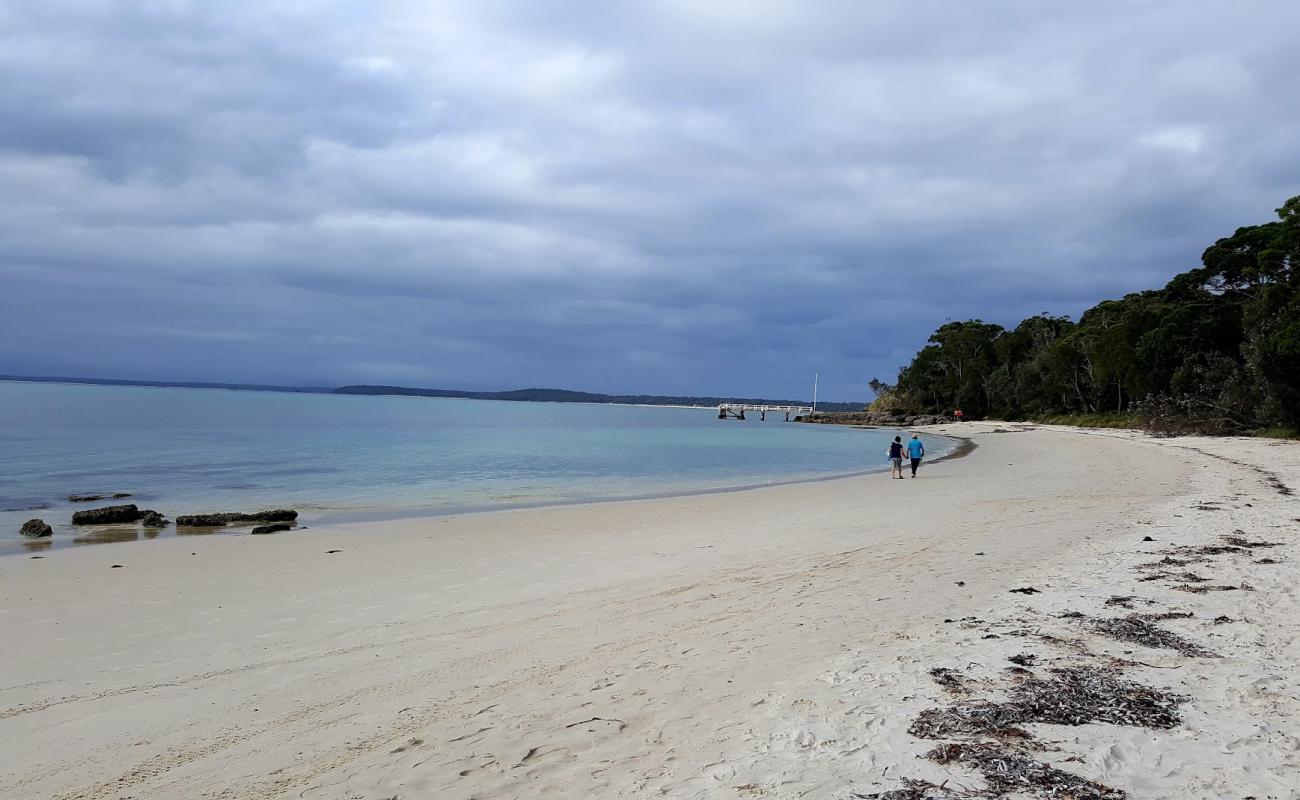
[717,403,813,422]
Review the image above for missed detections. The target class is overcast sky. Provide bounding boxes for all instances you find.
[2,1,1298,400]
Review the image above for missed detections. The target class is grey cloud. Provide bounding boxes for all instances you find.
[2,0,1299,400]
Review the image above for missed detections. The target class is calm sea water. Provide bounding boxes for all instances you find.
[1,380,951,551]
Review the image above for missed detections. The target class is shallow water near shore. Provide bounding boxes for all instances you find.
[1,380,954,552]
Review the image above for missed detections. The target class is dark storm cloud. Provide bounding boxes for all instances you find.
[2,0,1299,399]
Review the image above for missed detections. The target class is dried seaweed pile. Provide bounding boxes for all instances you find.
[909,700,1032,741]
[1189,543,1247,556]
[856,777,969,799]
[1006,668,1187,728]
[1137,569,1206,583]
[908,666,1188,740]
[1221,533,1281,549]
[1086,615,1216,657]
[930,667,974,694]
[1131,610,1193,622]
[1135,555,1197,569]
[928,743,1126,800]
[1172,582,1249,594]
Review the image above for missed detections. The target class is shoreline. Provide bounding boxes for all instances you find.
[309,430,974,529]
[3,424,1295,798]
[5,428,971,554]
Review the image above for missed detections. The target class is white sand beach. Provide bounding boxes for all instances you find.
[2,424,1297,799]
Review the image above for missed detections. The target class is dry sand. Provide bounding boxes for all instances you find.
[1,424,1297,799]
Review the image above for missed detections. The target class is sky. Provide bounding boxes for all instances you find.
[2,1,1299,401]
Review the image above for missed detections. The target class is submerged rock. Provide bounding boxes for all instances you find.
[20,518,53,538]
[175,509,298,527]
[68,492,132,503]
[250,523,293,535]
[140,510,169,528]
[71,504,143,525]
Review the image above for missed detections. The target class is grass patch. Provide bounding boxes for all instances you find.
[1031,412,1145,429]
[1254,426,1300,440]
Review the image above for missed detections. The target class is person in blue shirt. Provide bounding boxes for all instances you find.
[906,433,925,478]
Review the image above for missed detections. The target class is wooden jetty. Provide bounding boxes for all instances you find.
[717,403,813,422]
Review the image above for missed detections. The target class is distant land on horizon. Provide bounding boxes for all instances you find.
[335,384,864,411]
[0,375,865,412]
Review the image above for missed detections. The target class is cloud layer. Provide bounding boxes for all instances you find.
[2,1,1298,399]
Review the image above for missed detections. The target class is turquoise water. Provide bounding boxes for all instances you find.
[0,380,951,551]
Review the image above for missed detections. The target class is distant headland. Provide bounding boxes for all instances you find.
[338,385,866,411]
[0,375,865,412]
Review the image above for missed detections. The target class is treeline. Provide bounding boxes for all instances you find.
[874,195,1300,433]
[336,385,863,412]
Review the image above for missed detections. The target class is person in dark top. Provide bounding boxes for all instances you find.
[887,435,904,479]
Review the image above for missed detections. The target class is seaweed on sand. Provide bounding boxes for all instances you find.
[930,667,974,694]
[908,666,1189,740]
[927,742,1127,800]
[854,778,970,799]
[1221,533,1281,549]
[1172,582,1251,594]
[1086,615,1216,657]
[1131,610,1194,622]
[909,701,1032,741]
[1189,544,1247,556]
[1135,555,1196,570]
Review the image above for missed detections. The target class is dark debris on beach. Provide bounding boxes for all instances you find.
[1085,615,1216,657]
[930,667,975,695]
[928,743,1127,800]
[1172,582,1251,594]
[860,742,1131,799]
[908,666,1188,743]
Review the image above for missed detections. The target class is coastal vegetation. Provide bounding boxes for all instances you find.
[875,195,1300,434]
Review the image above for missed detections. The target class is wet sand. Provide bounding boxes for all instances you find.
[1,424,1296,798]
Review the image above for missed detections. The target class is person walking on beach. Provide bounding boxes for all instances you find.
[887,435,904,479]
[907,433,925,478]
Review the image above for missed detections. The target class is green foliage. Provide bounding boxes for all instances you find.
[888,195,1300,433]
[1255,426,1300,440]
[1031,412,1145,429]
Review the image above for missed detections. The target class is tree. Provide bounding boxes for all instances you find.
[885,195,1300,430]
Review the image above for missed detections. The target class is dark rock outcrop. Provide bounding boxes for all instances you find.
[250,523,293,535]
[175,509,298,527]
[20,518,53,538]
[140,510,169,528]
[71,504,143,525]
[68,492,132,503]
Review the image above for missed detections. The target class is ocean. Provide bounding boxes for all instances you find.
[0,380,951,551]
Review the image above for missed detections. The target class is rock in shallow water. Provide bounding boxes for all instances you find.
[140,510,169,528]
[175,509,298,527]
[71,504,142,525]
[20,518,53,538]
[250,523,293,535]
[68,492,132,503]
